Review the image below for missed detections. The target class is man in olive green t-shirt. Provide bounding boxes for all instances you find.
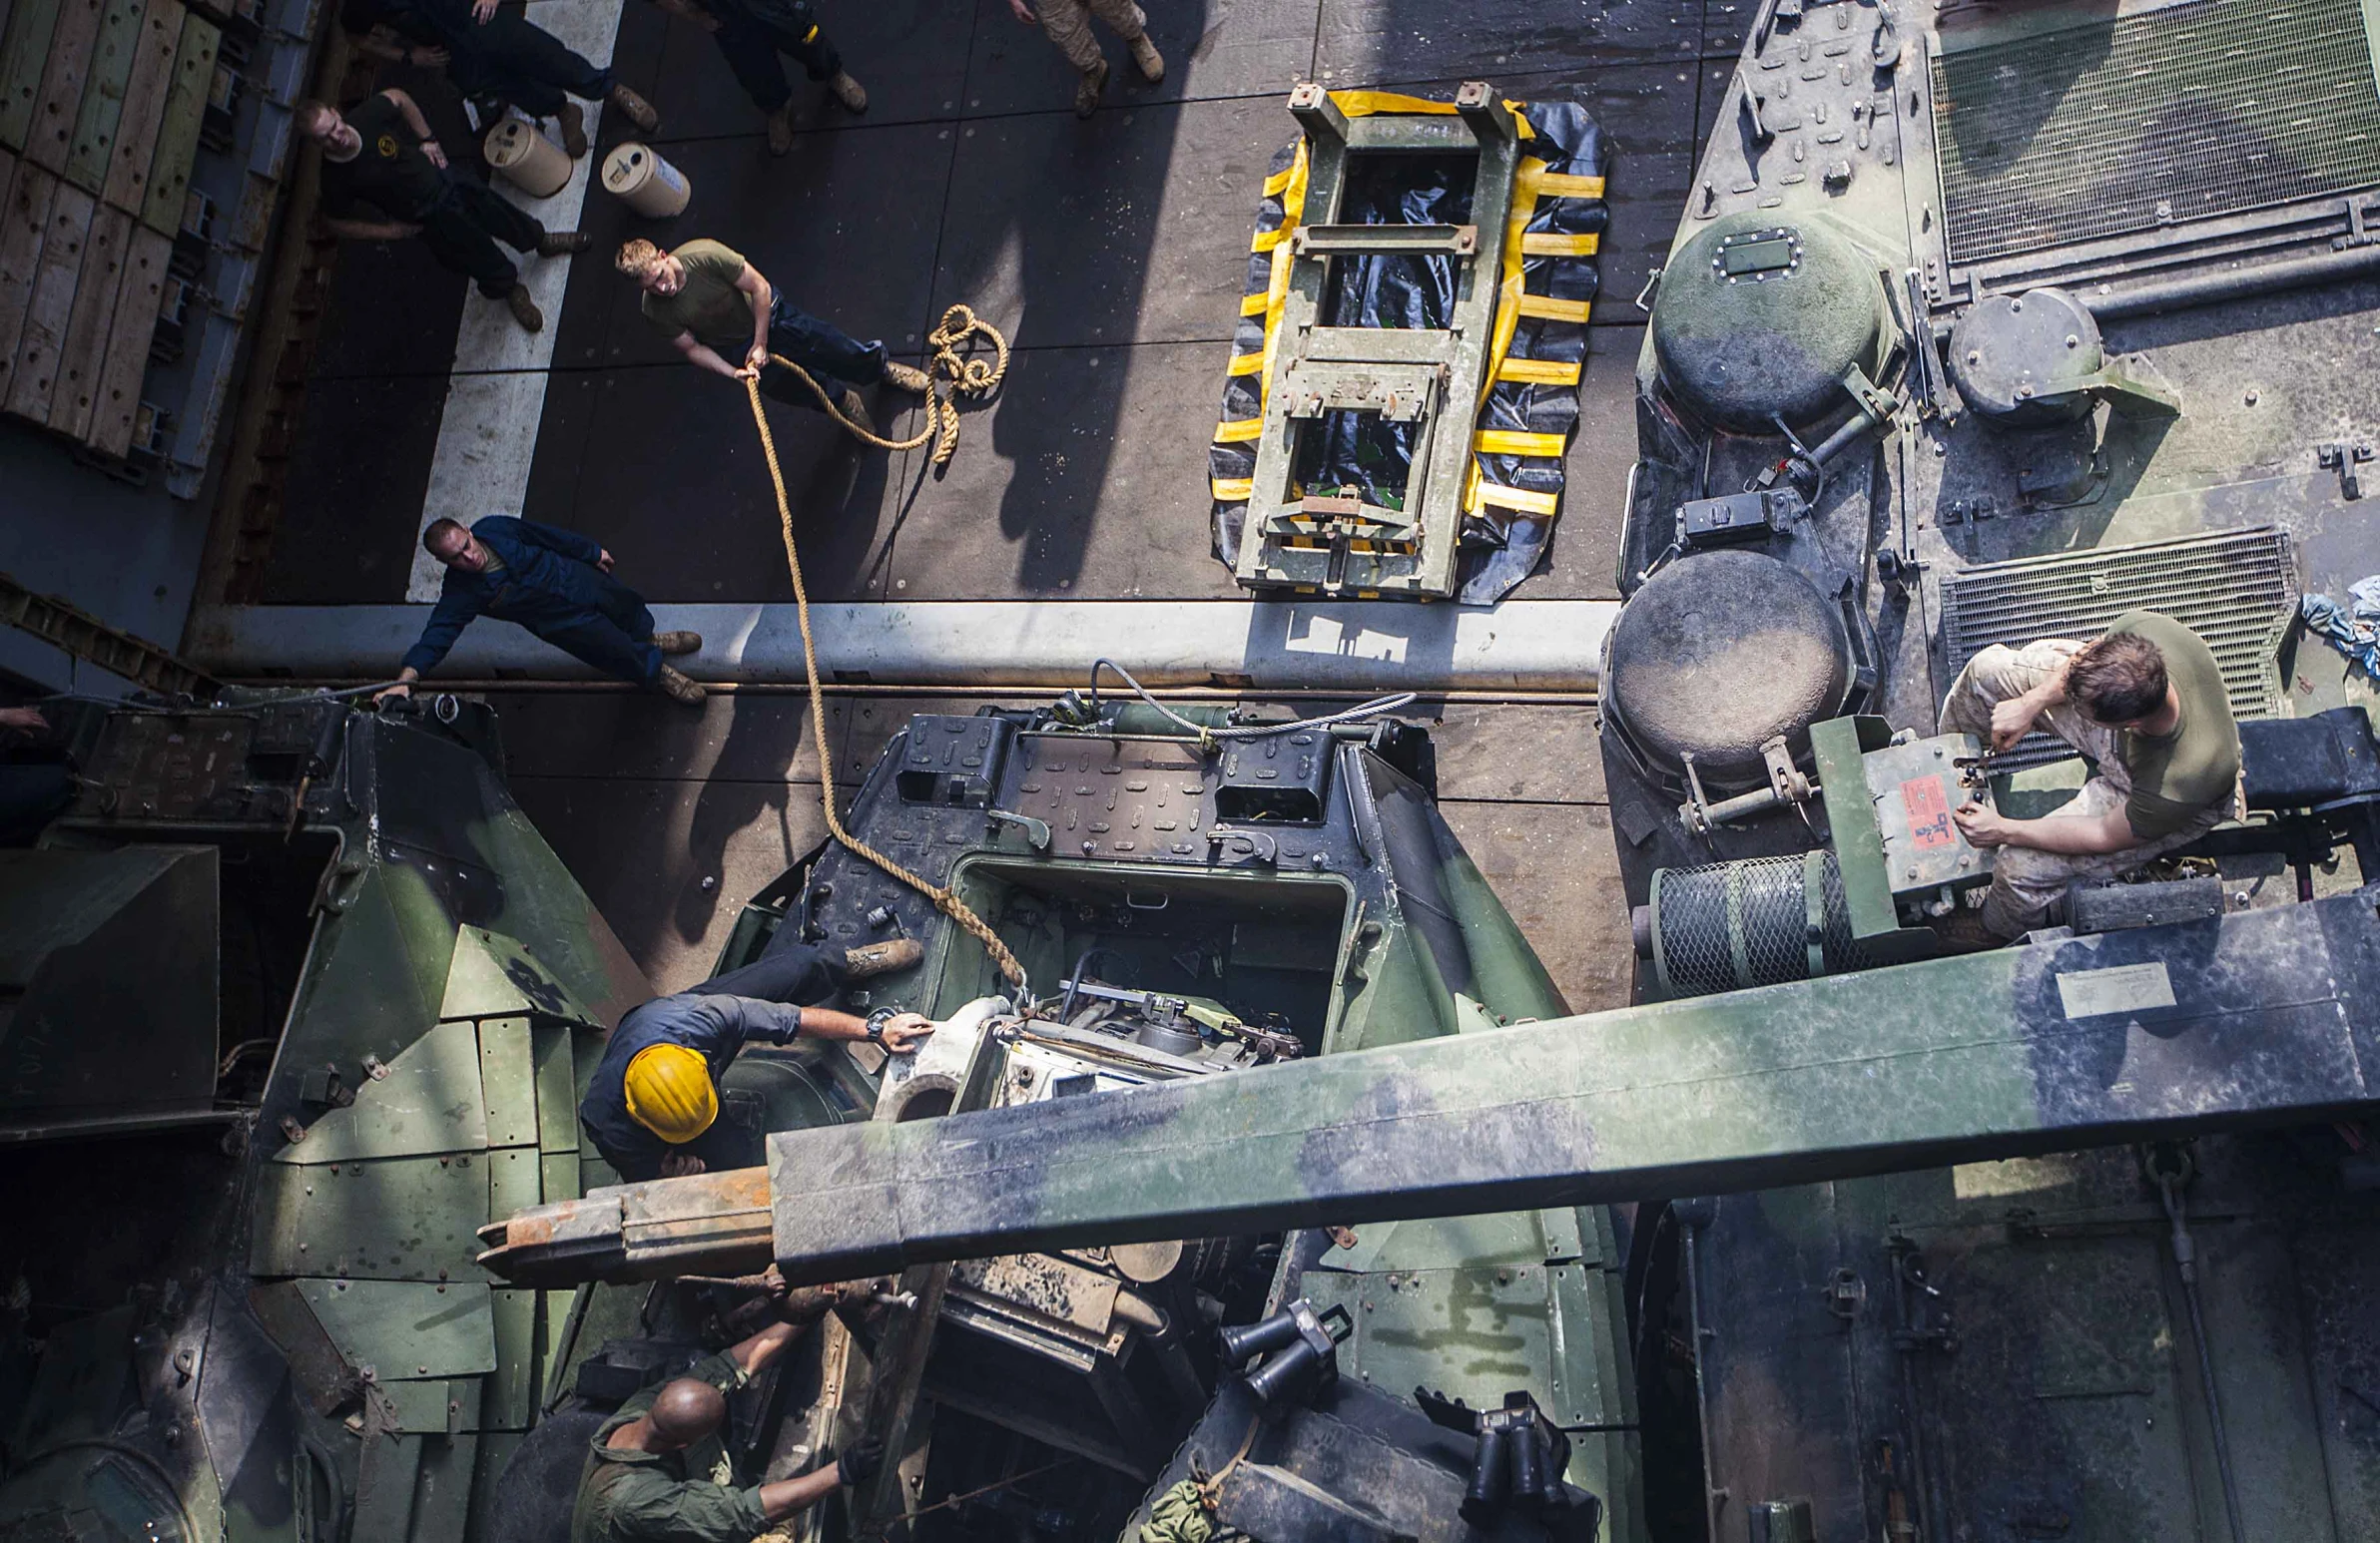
[614,237,925,430]
[1943,610,2242,939]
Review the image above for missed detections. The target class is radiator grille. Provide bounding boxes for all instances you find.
[1940,527,2297,767]
[1932,0,2380,264]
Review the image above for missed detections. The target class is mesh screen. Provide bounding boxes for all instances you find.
[1658,861,1743,996]
[1738,859,1812,987]
[1933,0,2380,263]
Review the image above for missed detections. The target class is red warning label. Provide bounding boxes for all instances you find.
[1901,775,1955,850]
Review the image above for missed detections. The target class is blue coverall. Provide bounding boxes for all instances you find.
[402,516,663,685]
[579,942,850,1182]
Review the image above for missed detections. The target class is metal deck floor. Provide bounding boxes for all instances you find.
[244,0,1744,1003]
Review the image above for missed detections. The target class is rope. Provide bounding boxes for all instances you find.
[742,375,1030,994]
[763,304,1008,465]
[857,1456,1073,1535]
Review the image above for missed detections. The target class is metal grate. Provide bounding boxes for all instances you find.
[1932,0,2380,264]
[1940,527,2297,767]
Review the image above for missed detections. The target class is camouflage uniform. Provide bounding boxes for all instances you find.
[1034,0,1148,75]
[1940,638,2239,938]
[570,1352,765,1543]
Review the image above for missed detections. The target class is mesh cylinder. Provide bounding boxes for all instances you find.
[1648,852,1876,997]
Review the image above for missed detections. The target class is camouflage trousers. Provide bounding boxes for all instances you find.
[1940,639,2235,938]
[1036,0,1146,74]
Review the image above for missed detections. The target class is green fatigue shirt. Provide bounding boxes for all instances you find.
[570,1352,771,1543]
[2106,609,2239,839]
[641,240,762,356]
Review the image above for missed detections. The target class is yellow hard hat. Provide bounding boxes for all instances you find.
[623,1044,718,1145]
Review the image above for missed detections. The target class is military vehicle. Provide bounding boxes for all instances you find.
[16,13,2380,1543]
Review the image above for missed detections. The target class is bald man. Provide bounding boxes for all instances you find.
[572,1284,886,1543]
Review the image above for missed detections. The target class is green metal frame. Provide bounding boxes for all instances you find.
[1233,83,1519,599]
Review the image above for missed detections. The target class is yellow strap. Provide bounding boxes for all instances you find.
[1515,293,1592,323]
[802,22,818,40]
[1475,479,1561,516]
[1520,231,1600,257]
[1496,356,1581,385]
[1263,163,1297,197]
[1211,476,1255,501]
[1213,417,1263,444]
[1227,352,1266,375]
[1328,90,1459,118]
[1239,291,1268,316]
[1252,226,1290,253]
[1253,140,1311,407]
[1519,168,1607,199]
[1475,428,1567,458]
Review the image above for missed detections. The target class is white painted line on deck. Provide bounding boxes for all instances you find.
[405,0,628,601]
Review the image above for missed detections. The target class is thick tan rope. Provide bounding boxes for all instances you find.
[766,303,1009,465]
[742,375,1029,993]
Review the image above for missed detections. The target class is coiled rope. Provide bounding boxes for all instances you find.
[764,303,1009,466]
[743,363,1028,993]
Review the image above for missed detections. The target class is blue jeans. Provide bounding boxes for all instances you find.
[757,290,886,411]
[492,574,663,684]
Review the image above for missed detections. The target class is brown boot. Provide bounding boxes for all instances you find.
[837,388,875,433]
[844,938,922,978]
[881,359,928,391]
[537,229,592,257]
[557,100,589,158]
[505,285,544,332]
[828,70,869,113]
[1929,908,2011,954]
[656,666,705,705]
[609,81,660,133]
[1073,58,1108,118]
[1126,33,1164,82]
[652,630,702,655]
[766,105,794,157]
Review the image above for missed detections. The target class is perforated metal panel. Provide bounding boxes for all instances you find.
[1940,527,2296,769]
[1932,0,2380,263]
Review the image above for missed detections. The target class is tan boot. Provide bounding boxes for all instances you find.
[609,81,660,133]
[837,388,875,433]
[882,359,929,391]
[656,666,705,705]
[844,938,922,978]
[505,285,544,332]
[1073,57,1108,118]
[766,105,794,157]
[1126,33,1164,82]
[557,100,589,158]
[652,630,702,655]
[1929,908,2011,954]
[828,70,869,114]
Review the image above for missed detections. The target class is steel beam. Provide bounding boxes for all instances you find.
[479,893,2380,1287]
[183,599,1619,693]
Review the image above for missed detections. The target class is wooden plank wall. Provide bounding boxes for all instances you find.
[0,0,214,455]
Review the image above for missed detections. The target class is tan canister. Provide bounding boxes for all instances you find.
[484,118,572,199]
[601,143,691,218]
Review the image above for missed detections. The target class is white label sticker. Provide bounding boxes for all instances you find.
[2056,961,2177,1019]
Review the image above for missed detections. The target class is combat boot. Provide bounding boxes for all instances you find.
[557,101,589,158]
[505,286,544,332]
[882,360,929,391]
[844,938,923,978]
[838,388,875,433]
[1127,33,1164,82]
[766,105,795,157]
[829,70,869,113]
[537,229,592,257]
[656,666,705,705]
[652,630,703,655]
[1928,908,2009,953]
[609,82,660,133]
[1073,58,1108,118]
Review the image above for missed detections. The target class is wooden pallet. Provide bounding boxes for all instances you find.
[0,0,210,453]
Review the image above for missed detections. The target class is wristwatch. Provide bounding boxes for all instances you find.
[865,1007,897,1047]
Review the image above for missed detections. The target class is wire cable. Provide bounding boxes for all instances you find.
[1087,659,1416,749]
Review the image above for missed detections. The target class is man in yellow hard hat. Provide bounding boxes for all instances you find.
[580,938,932,1182]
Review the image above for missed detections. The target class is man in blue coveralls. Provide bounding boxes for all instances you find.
[580,939,933,1182]
[376,516,707,705]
